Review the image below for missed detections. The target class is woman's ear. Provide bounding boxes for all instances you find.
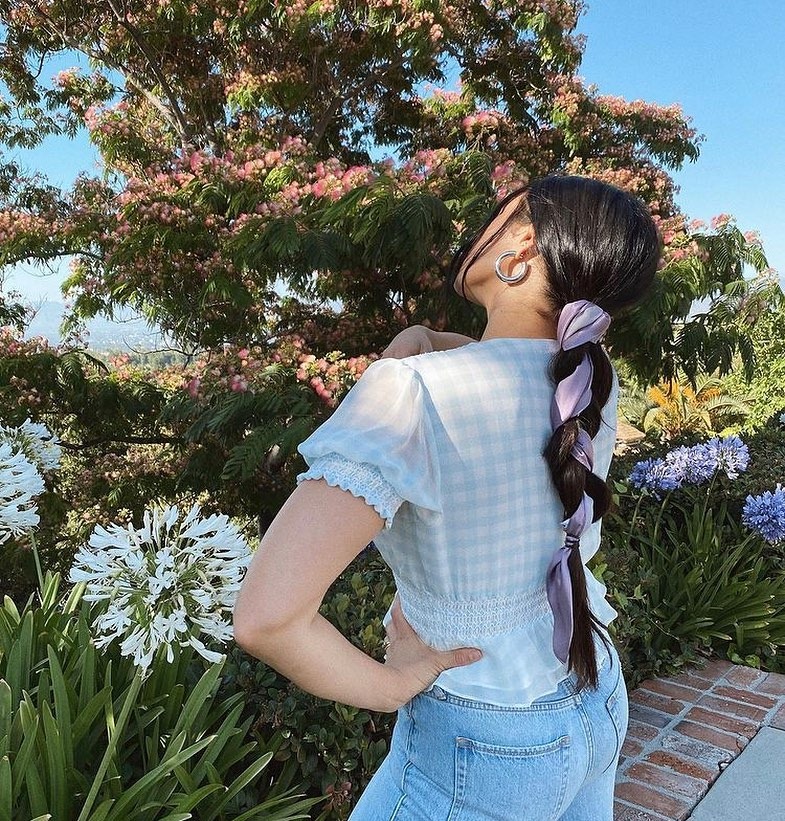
[509,221,537,260]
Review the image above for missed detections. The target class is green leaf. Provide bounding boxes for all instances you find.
[0,755,11,821]
[71,686,112,748]
[24,757,49,818]
[11,707,40,803]
[171,662,223,740]
[105,736,215,820]
[169,783,225,812]
[46,647,73,773]
[42,702,69,820]
[203,753,274,820]
[0,680,10,744]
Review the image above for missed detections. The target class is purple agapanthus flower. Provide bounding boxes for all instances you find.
[743,485,785,544]
[666,445,715,485]
[629,435,749,495]
[629,456,683,495]
[703,435,750,480]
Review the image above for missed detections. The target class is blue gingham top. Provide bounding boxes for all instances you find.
[297,337,619,706]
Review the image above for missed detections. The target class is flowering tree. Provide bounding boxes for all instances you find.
[0,0,779,545]
[2,1,775,352]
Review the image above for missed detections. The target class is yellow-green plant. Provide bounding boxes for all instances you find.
[641,375,750,439]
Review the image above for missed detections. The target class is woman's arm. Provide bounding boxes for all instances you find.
[381,325,476,359]
[233,479,482,712]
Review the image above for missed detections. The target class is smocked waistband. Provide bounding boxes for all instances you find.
[397,581,551,643]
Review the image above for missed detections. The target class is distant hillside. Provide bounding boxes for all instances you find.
[24,302,166,353]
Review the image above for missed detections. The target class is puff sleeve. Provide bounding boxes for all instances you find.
[296,358,441,528]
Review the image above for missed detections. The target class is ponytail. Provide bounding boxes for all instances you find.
[544,303,614,689]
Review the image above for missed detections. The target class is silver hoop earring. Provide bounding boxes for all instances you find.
[495,250,529,284]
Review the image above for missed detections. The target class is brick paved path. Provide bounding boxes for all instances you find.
[613,659,785,820]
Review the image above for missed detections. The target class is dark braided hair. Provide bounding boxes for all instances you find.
[450,175,660,688]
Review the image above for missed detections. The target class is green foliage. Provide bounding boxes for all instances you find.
[722,304,785,431]
[0,289,26,330]
[598,439,785,684]
[160,365,319,516]
[608,223,780,387]
[0,574,321,820]
[227,550,397,820]
[720,426,785,525]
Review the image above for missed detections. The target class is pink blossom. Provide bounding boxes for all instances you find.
[711,213,732,231]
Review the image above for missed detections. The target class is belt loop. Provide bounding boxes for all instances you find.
[563,675,581,702]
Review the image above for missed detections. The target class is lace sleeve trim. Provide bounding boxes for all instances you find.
[296,452,404,529]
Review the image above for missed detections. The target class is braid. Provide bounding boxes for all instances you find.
[544,341,613,688]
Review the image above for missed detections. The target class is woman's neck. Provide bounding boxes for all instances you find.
[480,304,557,341]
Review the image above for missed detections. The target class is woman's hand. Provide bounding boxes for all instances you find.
[381,326,478,360]
[381,325,434,359]
[382,594,483,709]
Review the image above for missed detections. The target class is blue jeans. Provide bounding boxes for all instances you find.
[350,644,628,820]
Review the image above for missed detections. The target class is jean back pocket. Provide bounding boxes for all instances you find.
[449,734,571,821]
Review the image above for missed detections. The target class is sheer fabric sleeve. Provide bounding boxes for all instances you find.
[594,366,620,481]
[296,358,441,529]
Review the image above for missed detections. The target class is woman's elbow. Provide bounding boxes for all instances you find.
[232,598,294,656]
[232,609,262,656]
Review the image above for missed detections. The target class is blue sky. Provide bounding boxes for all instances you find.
[5,1,784,301]
[577,0,785,277]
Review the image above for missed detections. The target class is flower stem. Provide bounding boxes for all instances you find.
[653,491,672,545]
[76,671,144,821]
[627,493,644,549]
[29,531,44,591]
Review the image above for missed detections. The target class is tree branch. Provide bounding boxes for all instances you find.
[59,434,183,451]
[104,0,193,147]
[122,74,184,135]
[310,55,408,149]
[29,3,185,138]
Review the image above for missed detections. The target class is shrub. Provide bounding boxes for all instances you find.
[0,574,321,820]
[598,434,785,682]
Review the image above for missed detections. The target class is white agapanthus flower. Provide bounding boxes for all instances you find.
[69,503,253,673]
[0,419,62,473]
[0,442,45,544]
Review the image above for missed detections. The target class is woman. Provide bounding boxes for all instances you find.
[233,175,660,820]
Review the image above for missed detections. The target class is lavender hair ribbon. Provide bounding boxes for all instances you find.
[571,429,594,472]
[557,299,611,350]
[550,356,594,430]
[546,299,610,664]
[545,493,595,662]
